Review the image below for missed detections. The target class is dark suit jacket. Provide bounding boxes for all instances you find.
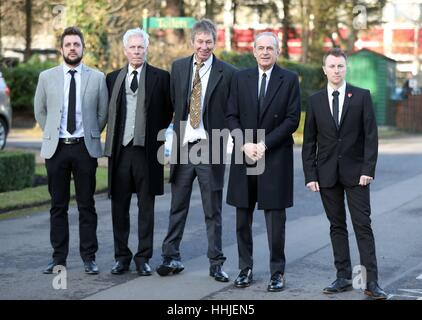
[169,54,237,191]
[105,63,173,196]
[226,64,301,209]
[302,83,378,188]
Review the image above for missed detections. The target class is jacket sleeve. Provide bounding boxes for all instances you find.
[34,72,47,130]
[97,72,108,132]
[264,74,301,150]
[361,90,378,178]
[301,96,318,184]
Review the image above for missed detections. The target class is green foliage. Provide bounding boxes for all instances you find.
[2,56,57,111]
[216,51,325,111]
[0,151,35,192]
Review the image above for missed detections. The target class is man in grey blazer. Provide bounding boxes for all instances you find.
[34,27,108,275]
[156,19,236,282]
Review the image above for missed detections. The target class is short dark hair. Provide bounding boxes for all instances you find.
[323,47,347,65]
[191,19,217,43]
[60,26,85,48]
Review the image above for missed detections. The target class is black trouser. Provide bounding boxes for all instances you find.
[236,175,286,276]
[162,144,226,267]
[45,140,98,263]
[111,144,155,268]
[320,182,378,282]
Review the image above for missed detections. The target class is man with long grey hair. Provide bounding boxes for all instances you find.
[104,28,172,276]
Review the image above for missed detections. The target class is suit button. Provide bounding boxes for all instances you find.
[338,155,342,159]
[338,138,342,142]
[274,114,279,118]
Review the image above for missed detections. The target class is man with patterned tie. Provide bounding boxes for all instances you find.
[104,28,172,276]
[226,32,301,292]
[34,27,108,274]
[156,19,236,282]
[302,48,388,299]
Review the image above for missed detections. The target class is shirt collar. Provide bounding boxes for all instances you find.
[128,64,143,76]
[63,63,82,75]
[327,81,346,96]
[193,54,213,70]
[258,65,274,79]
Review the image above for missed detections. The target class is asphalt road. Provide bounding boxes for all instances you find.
[1,134,422,301]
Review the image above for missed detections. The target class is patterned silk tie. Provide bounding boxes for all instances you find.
[189,62,204,129]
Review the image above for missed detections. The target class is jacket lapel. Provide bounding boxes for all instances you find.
[204,55,222,114]
[144,63,157,114]
[260,64,283,120]
[321,89,338,131]
[80,64,91,104]
[55,66,64,108]
[182,56,194,119]
[339,83,352,128]
[247,68,259,125]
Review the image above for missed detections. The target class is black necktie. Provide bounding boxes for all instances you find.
[258,73,267,117]
[67,69,77,134]
[130,70,138,93]
[332,90,339,128]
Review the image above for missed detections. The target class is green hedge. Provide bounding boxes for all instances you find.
[2,56,57,112]
[0,151,35,192]
[217,51,325,111]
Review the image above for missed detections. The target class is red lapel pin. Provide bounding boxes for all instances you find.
[347,93,352,98]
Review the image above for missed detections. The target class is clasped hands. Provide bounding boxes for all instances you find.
[242,142,266,162]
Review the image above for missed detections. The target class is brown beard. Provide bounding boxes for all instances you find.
[63,53,83,66]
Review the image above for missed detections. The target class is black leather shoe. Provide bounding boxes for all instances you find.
[156,259,184,276]
[209,265,229,282]
[323,278,353,294]
[137,262,152,276]
[267,272,285,292]
[111,261,129,275]
[84,261,99,275]
[43,261,66,274]
[234,268,253,288]
[364,281,388,300]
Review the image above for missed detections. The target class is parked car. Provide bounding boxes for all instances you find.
[0,71,12,149]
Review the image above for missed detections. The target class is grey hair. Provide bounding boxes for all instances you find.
[253,32,279,49]
[123,28,149,49]
[191,19,217,42]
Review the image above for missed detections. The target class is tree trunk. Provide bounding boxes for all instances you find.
[24,0,32,62]
[282,0,290,59]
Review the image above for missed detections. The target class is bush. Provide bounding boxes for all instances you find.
[2,56,57,112]
[0,151,35,192]
[216,51,325,111]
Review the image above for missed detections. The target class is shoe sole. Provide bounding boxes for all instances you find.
[323,285,353,294]
[364,290,388,300]
[267,287,284,292]
[156,265,184,276]
[85,271,99,275]
[213,276,230,283]
[138,271,153,276]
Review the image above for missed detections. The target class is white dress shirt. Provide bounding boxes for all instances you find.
[183,55,213,145]
[127,64,143,91]
[258,65,274,97]
[60,63,83,138]
[327,81,346,124]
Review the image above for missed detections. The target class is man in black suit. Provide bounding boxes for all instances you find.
[104,28,172,276]
[226,32,301,291]
[156,19,236,282]
[302,48,388,299]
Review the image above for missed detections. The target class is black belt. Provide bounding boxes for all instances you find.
[59,137,84,144]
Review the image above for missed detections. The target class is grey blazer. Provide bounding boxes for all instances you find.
[34,64,108,159]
